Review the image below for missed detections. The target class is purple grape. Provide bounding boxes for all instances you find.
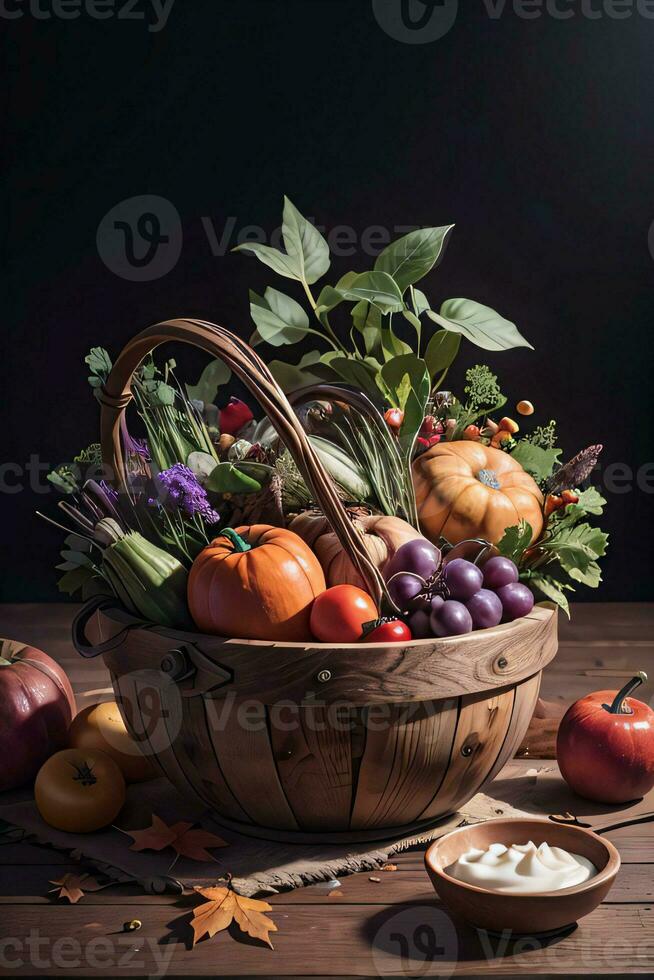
[444,559,483,602]
[431,599,473,637]
[496,582,535,622]
[385,538,442,583]
[483,556,519,591]
[388,572,424,611]
[408,609,431,639]
[466,589,503,630]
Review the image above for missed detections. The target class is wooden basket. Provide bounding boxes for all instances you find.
[72,318,558,843]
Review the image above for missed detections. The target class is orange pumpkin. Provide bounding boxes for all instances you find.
[289,509,422,590]
[188,525,326,641]
[413,441,544,546]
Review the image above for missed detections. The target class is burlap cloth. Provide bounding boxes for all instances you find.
[2,765,651,897]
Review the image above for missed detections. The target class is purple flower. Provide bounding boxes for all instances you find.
[152,464,220,525]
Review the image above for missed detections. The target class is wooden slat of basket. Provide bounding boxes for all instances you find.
[350,699,458,831]
[418,686,515,821]
[204,699,299,831]
[480,671,542,789]
[267,703,354,831]
[180,697,253,823]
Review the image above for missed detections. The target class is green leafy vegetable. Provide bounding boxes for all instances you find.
[511,441,562,485]
[497,520,533,563]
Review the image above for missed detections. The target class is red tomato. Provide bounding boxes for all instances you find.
[361,620,413,643]
[310,586,378,643]
[384,408,404,432]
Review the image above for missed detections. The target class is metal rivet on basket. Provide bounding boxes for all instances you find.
[317,669,332,684]
[498,656,508,670]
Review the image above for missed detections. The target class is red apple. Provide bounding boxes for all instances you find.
[557,672,654,804]
[0,639,76,791]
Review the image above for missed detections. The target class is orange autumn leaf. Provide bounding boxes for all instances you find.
[124,814,228,861]
[173,825,230,861]
[49,873,104,904]
[190,885,277,948]
[125,814,179,852]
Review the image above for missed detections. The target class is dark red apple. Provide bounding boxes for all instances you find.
[557,672,654,804]
[0,638,76,791]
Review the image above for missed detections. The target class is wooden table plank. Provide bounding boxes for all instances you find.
[1,904,654,976]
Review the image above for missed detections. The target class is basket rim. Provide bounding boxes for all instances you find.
[96,599,556,650]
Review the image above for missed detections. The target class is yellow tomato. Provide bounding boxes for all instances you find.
[35,749,126,833]
[68,702,156,783]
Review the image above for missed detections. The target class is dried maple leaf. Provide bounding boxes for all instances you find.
[173,825,230,861]
[49,873,104,904]
[123,814,228,861]
[190,885,277,948]
[124,814,180,852]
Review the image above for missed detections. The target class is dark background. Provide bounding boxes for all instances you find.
[3,0,653,602]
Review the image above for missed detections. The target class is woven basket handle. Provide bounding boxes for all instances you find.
[98,318,394,611]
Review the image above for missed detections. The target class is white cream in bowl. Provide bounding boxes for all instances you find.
[445,841,598,894]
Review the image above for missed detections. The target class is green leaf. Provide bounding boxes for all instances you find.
[281,196,330,285]
[186,359,232,405]
[529,574,573,618]
[315,284,345,326]
[572,486,606,517]
[268,350,325,392]
[424,329,461,380]
[233,241,301,280]
[379,355,430,461]
[326,356,380,397]
[553,523,609,586]
[428,299,533,352]
[411,288,431,317]
[335,271,404,314]
[511,441,562,484]
[351,301,382,355]
[58,566,93,596]
[375,226,455,293]
[85,347,112,378]
[249,288,310,347]
[497,520,533,563]
[206,462,262,495]
[380,320,413,361]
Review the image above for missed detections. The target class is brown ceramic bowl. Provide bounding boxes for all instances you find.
[425,818,620,934]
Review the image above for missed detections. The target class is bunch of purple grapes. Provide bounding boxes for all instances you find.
[385,540,534,639]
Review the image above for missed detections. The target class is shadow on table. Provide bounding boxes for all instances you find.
[362,900,576,968]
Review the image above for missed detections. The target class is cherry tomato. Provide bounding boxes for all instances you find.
[310,585,378,643]
[384,408,404,432]
[35,748,126,833]
[361,620,413,643]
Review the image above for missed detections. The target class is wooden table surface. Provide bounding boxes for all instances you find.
[0,602,653,978]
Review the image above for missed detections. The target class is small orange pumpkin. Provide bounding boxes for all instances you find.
[188,525,326,641]
[413,441,544,546]
[289,509,422,590]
